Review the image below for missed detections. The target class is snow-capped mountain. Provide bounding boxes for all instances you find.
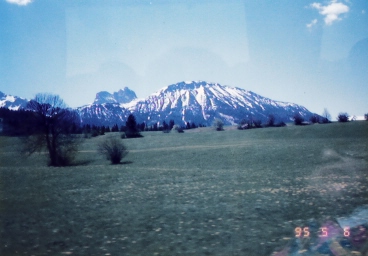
[77,103,132,126]
[0,91,28,110]
[93,87,137,104]
[77,87,138,126]
[78,81,317,126]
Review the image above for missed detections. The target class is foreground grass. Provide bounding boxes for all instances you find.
[0,122,367,255]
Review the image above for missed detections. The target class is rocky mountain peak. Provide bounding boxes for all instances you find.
[112,87,137,104]
[93,87,137,104]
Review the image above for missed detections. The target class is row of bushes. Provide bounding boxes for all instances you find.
[88,110,368,165]
[101,123,187,164]
[214,110,367,132]
[161,125,185,133]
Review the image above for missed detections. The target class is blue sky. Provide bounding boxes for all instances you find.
[0,0,367,119]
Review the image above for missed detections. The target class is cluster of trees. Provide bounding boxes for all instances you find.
[0,107,37,136]
[290,109,360,124]
[48,109,368,165]
[293,110,332,125]
[212,111,334,131]
[0,94,144,166]
[185,122,206,130]
[2,93,365,166]
[237,114,286,130]
[334,112,367,122]
[235,109,334,130]
[85,115,143,139]
[85,119,205,134]
[82,124,113,137]
[146,120,205,132]
[82,119,147,138]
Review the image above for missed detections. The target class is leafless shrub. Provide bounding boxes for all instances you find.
[293,113,304,125]
[213,118,224,131]
[321,108,331,123]
[253,120,262,128]
[266,114,275,127]
[172,125,184,133]
[337,113,349,122]
[98,137,128,164]
[309,115,319,124]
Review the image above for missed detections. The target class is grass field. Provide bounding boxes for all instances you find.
[0,122,367,255]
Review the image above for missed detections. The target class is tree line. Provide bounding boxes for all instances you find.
[0,94,142,166]
[0,93,202,166]
[0,107,204,136]
[1,93,365,166]
[235,110,334,131]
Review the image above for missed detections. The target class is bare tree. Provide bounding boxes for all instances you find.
[267,114,275,127]
[309,114,319,124]
[213,118,224,131]
[98,137,128,164]
[253,120,262,128]
[293,113,304,125]
[322,108,331,123]
[22,93,81,166]
[172,124,184,133]
[337,112,349,122]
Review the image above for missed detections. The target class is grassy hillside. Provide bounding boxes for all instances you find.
[0,121,367,255]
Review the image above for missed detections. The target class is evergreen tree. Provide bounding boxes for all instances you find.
[111,124,119,132]
[140,122,145,132]
[169,120,175,130]
[126,114,137,132]
[162,120,169,131]
[85,124,91,133]
[100,126,105,135]
[186,122,191,129]
[267,114,275,127]
[293,114,304,125]
[125,114,142,138]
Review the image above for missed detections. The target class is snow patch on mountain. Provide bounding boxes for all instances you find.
[120,98,144,110]
[55,81,319,127]
[0,91,28,110]
[121,81,316,126]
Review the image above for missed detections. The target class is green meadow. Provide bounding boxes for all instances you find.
[0,122,367,255]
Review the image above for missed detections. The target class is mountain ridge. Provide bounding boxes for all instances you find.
[1,81,318,127]
[78,81,316,126]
